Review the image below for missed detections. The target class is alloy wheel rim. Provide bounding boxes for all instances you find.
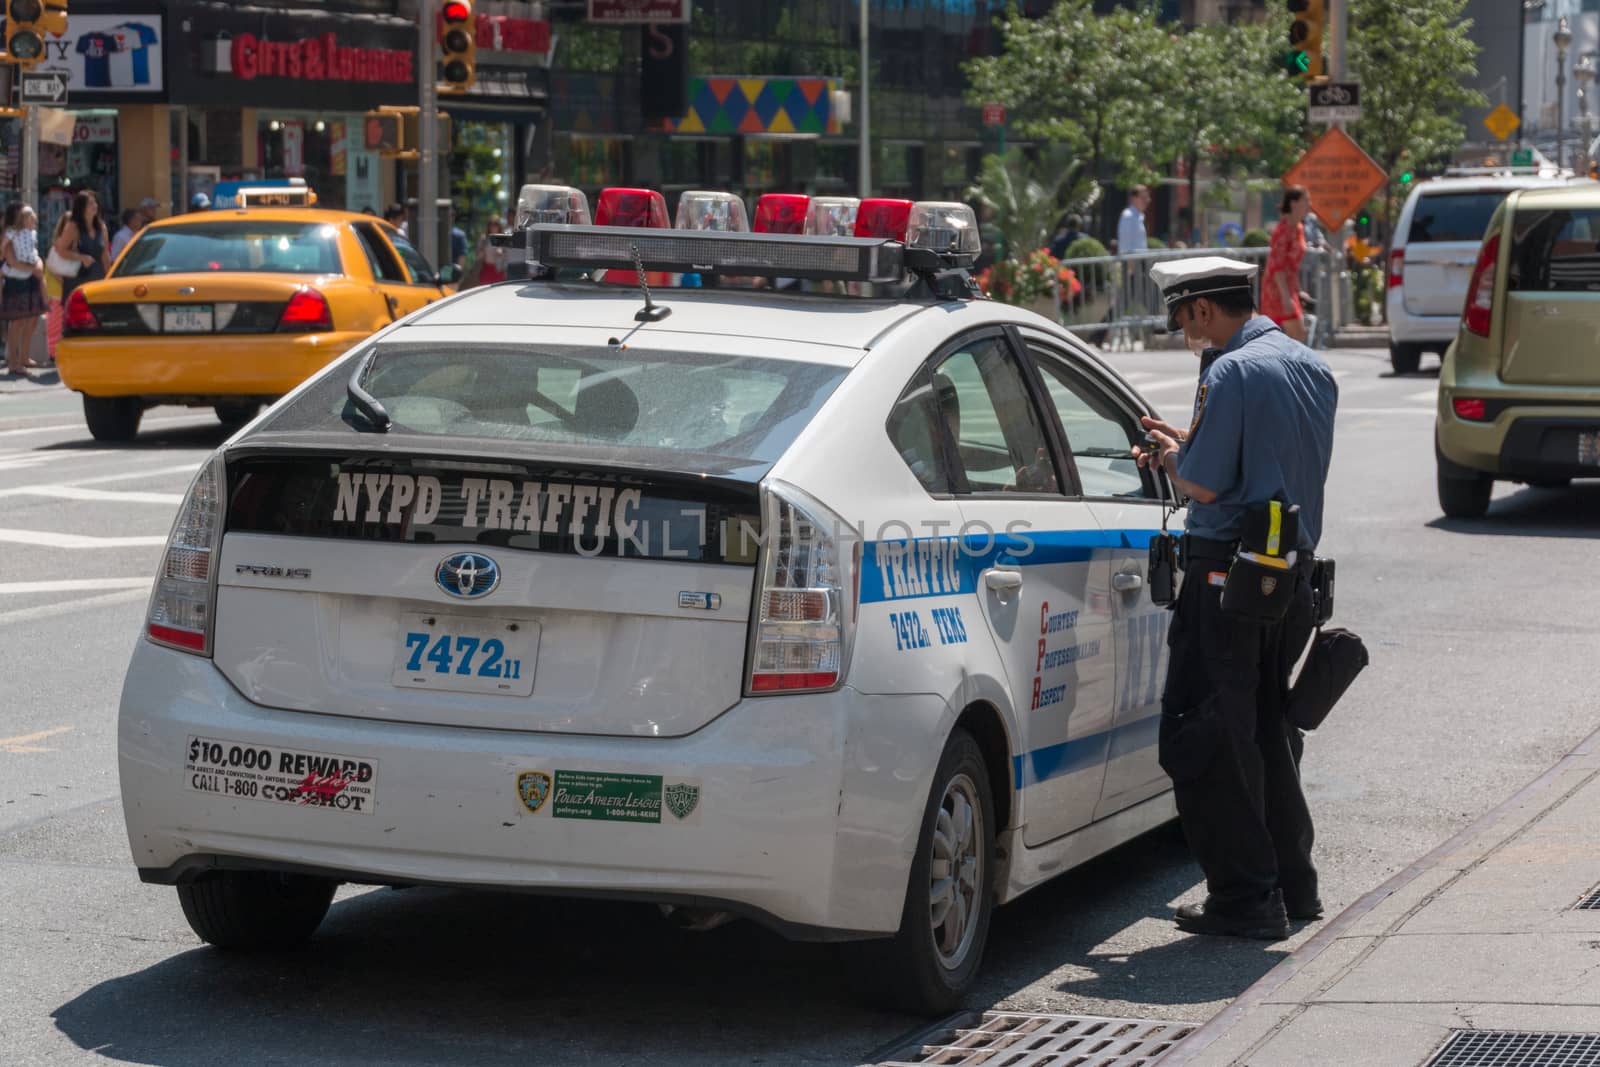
[928,771,983,971]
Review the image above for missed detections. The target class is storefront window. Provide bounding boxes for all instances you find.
[39,111,119,238]
[258,113,362,211]
[449,121,513,246]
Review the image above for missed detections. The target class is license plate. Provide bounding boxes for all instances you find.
[391,613,537,697]
[1580,431,1600,467]
[163,305,213,333]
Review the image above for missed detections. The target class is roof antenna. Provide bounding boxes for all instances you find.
[630,242,671,323]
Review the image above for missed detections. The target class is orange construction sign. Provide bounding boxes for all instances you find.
[1283,127,1388,231]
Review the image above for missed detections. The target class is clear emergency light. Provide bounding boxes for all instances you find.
[516,184,591,229]
[675,191,750,232]
[802,197,860,237]
[906,201,981,257]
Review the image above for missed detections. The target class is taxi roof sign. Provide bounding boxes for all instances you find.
[212,179,317,210]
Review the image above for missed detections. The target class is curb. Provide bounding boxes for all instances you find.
[1159,719,1600,1066]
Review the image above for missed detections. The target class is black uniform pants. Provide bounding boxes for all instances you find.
[1158,549,1317,913]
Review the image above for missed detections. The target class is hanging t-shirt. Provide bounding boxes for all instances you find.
[77,33,121,89]
[113,23,158,85]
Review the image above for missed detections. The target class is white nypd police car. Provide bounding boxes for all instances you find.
[119,187,1181,1013]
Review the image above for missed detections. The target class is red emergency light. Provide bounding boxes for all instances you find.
[595,188,670,228]
[753,193,810,235]
[853,198,914,241]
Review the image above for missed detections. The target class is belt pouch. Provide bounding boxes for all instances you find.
[1220,551,1295,621]
[1288,627,1369,730]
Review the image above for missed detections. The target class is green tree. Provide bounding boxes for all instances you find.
[964,1,1169,199]
[1348,0,1485,229]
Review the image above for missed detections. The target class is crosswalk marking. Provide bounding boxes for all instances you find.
[0,485,184,504]
[0,588,149,627]
[0,577,151,594]
[0,528,167,548]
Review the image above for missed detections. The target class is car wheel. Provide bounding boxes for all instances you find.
[1389,343,1422,375]
[82,396,142,442]
[1437,451,1493,518]
[214,401,261,428]
[847,728,995,1016]
[176,870,337,950]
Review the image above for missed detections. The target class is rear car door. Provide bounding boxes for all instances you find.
[1402,189,1512,317]
[1020,330,1175,818]
[923,329,1116,847]
[353,222,440,320]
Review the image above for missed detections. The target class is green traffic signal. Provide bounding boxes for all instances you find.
[1400,171,1414,183]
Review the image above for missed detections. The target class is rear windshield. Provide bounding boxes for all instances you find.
[1407,192,1507,243]
[262,343,848,470]
[1508,208,1600,292]
[115,221,343,276]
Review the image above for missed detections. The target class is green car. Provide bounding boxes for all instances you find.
[1437,185,1600,517]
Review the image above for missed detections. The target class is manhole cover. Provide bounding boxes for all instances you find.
[1424,1030,1600,1066]
[1575,886,1600,910]
[869,1011,1196,1067]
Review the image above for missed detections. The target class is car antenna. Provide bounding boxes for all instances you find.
[345,348,392,433]
[629,242,671,323]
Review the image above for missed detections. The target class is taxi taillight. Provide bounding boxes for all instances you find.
[146,454,225,656]
[746,482,859,695]
[65,289,99,332]
[1463,232,1501,338]
[277,288,333,332]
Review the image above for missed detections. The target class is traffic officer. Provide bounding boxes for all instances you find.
[1134,256,1339,941]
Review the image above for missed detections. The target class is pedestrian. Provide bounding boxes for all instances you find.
[1262,185,1312,343]
[1048,213,1085,260]
[53,190,111,304]
[1135,256,1339,941]
[461,215,508,288]
[1,203,47,375]
[1118,185,1150,255]
[188,192,211,213]
[109,208,143,261]
[449,219,469,274]
[383,203,407,235]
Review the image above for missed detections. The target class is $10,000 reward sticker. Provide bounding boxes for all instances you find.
[185,736,378,815]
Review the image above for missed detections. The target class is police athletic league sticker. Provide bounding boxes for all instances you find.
[514,769,701,824]
[185,736,378,815]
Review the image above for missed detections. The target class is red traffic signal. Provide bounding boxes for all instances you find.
[439,0,475,92]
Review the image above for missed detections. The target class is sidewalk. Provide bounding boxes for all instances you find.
[1165,724,1600,1066]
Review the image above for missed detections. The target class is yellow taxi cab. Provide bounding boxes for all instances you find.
[56,189,455,441]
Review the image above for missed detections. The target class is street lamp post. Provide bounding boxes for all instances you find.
[1556,16,1573,169]
[1577,53,1596,173]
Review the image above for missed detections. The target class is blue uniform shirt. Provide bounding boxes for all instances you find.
[1178,317,1338,549]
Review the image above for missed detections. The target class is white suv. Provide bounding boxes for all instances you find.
[1387,175,1582,374]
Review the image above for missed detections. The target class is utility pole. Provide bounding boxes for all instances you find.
[858,0,870,198]
[417,1,440,267]
[1330,0,1347,82]
[21,103,35,210]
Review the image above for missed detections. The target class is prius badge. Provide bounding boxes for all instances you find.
[436,552,501,599]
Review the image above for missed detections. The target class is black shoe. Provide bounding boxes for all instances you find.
[1283,893,1323,921]
[1175,897,1290,941]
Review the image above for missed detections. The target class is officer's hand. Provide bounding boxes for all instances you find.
[1140,414,1185,442]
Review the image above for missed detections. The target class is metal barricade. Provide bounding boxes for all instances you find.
[1054,245,1345,351]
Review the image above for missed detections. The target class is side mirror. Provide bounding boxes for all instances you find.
[437,265,460,286]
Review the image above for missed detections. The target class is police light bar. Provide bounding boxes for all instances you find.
[524,224,906,284]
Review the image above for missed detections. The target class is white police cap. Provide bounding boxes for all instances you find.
[1148,256,1257,330]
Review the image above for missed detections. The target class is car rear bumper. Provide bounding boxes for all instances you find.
[1385,299,1461,345]
[1438,397,1600,477]
[118,640,946,938]
[58,331,368,399]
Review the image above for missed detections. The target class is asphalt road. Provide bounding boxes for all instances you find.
[2,349,1596,1067]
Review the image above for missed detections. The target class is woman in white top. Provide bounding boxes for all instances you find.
[2,202,46,375]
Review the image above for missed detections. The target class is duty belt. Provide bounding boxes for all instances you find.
[1181,534,1315,575]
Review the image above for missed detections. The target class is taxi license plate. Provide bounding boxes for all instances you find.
[1580,431,1600,467]
[163,305,213,333]
[391,613,537,697]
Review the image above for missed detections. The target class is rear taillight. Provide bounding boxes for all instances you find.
[146,455,224,656]
[1463,232,1501,338]
[277,288,333,332]
[65,289,99,331]
[1452,397,1489,421]
[1387,249,1404,289]
[746,482,859,695]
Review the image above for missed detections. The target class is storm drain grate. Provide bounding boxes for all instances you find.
[1424,1030,1600,1067]
[870,1011,1196,1067]
[1574,885,1600,910]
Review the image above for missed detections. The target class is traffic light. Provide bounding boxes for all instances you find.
[1287,0,1324,80]
[6,0,67,68]
[438,0,475,93]
[363,110,405,157]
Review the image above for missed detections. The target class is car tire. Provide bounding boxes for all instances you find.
[1389,343,1422,375]
[846,728,996,1016]
[214,401,261,428]
[176,870,337,950]
[1437,449,1493,518]
[82,396,142,442]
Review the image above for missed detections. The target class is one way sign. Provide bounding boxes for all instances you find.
[19,71,69,106]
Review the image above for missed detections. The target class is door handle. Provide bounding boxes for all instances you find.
[983,568,1023,601]
[1112,571,1144,593]
[384,294,400,321]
